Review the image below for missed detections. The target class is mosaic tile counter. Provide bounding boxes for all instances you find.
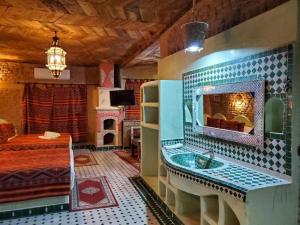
[161,145,290,202]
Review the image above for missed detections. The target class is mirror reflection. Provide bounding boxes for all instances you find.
[203,92,255,134]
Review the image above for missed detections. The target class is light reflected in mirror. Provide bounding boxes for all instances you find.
[184,100,193,123]
[203,92,255,134]
[265,97,284,134]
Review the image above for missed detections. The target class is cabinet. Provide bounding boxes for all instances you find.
[140,80,183,197]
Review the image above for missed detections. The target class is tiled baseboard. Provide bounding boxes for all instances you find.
[0,204,69,221]
[129,176,184,225]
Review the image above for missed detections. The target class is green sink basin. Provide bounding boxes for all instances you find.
[170,153,224,169]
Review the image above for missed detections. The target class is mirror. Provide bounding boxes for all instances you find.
[193,80,265,148]
[203,93,255,134]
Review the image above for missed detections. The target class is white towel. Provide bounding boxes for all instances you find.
[164,143,183,150]
[38,131,61,140]
[44,131,61,138]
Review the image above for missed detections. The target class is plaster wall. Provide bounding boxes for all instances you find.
[121,64,157,80]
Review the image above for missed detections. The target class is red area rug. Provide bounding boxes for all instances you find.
[71,176,118,211]
[113,150,140,170]
[74,150,97,167]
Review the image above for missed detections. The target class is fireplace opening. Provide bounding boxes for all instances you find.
[104,119,116,130]
[103,133,115,145]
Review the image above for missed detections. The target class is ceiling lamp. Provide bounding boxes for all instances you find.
[45,31,67,79]
[181,0,208,53]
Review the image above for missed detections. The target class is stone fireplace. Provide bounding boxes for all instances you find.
[95,108,122,148]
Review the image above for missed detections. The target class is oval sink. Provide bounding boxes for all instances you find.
[170,153,224,170]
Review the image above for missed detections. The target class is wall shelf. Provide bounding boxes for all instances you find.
[141,102,159,107]
[141,122,159,130]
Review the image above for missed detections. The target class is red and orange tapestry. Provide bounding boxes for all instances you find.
[22,84,88,143]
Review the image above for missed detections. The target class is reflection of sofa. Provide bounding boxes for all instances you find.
[207,117,245,132]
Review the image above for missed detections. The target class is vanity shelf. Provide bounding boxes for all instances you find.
[140,80,183,218]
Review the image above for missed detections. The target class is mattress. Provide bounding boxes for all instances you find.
[0,133,70,151]
[0,148,70,203]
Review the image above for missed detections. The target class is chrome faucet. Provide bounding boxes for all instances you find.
[202,148,214,159]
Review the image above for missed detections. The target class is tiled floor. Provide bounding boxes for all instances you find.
[2,151,160,225]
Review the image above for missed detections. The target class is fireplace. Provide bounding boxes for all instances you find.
[95,109,121,148]
[104,119,116,130]
[103,133,115,145]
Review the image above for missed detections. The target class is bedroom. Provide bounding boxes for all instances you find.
[0,1,299,225]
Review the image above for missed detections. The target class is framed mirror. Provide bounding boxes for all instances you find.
[192,80,265,148]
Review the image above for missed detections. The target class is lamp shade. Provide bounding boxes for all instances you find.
[45,33,67,79]
[181,21,208,53]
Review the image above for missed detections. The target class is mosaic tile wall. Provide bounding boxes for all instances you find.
[183,45,293,175]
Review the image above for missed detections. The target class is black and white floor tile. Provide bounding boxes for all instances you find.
[2,151,160,225]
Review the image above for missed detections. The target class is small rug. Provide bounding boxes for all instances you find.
[71,176,118,211]
[74,150,97,167]
[113,150,140,170]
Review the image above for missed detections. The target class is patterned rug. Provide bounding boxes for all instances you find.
[113,150,140,170]
[71,176,118,211]
[74,150,97,167]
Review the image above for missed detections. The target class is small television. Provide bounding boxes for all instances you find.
[110,90,135,106]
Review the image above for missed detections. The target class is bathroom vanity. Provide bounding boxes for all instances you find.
[140,46,294,225]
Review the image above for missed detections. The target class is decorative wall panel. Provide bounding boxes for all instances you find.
[183,45,293,175]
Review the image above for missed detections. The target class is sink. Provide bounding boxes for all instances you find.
[170,153,224,170]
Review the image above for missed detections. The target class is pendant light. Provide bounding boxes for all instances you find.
[181,0,208,53]
[45,31,67,79]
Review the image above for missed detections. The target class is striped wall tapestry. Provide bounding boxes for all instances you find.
[22,84,88,143]
[124,79,153,120]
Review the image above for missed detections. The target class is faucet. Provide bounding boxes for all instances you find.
[202,148,214,159]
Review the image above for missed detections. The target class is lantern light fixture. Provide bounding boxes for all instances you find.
[181,0,208,53]
[45,31,67,79]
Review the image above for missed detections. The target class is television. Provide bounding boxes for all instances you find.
[110,90,135,106]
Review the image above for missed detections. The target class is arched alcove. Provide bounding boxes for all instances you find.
[265,97,284,133]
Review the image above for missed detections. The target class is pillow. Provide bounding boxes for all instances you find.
[0,123,16,139]
[0,130,8,143]
[220,120,239,131]
[237,122,245,132]
[207,117,221,128]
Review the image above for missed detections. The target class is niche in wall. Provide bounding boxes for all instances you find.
[265,97,284,133]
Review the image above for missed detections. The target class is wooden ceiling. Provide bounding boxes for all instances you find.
[0,0,290,68]
[0,0,192,66]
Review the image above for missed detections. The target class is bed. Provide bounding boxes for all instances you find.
[0,148,71,203]
[0,133,71,151]
[0,120,74,215]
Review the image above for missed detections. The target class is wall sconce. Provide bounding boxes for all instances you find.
[181,0,208,53]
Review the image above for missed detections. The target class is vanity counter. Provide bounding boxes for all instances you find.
[161,144,290,201]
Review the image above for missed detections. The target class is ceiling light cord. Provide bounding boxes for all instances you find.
[192,0,196,21]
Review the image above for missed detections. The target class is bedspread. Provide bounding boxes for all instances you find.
[0,133,70,151]
[0,148,70,203]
